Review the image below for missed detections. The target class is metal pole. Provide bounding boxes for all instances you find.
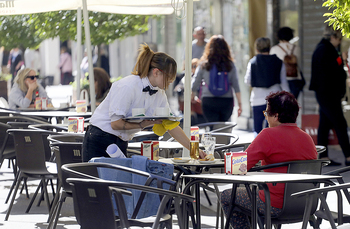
[76,7,82,101]
[183,0,193,157]
[82,0,96,113]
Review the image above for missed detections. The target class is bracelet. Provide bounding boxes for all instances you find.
[139,121,143,129]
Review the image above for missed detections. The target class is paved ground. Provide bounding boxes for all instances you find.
[1,86,350,228]
[1,128,350,229]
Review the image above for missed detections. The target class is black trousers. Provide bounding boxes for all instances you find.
[82,125,128,162]
[201,97,234,122]
[316,93,350,159]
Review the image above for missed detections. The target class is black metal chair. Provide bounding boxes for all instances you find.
[292,182,350,229]
[47,133,85,143]
[0,115,50,125]
[47,141,83,229]
[1,121,51,201]
[62,162,193,228]
[196,121,237,132]
[0,122,16,173]
[311,166,350,228]
[66,177,194,229]
[245,159,330,229]
[28,123,69,132]
[5,129,60,221]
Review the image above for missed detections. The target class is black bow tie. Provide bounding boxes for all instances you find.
[142,86,158,95]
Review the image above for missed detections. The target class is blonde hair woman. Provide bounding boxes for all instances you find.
[82,43,205,162]
[8,68,48,109]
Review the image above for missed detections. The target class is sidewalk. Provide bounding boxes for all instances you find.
[1,129,350,229]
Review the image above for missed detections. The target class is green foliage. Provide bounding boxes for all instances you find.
[30,11,151,45]
[0,14,43,49]
[322,0,350,38]
[71,75,122,90]
[111,76,123,83]
[70,78,90,90]
[0,11,154,49]
[0,73,12,81]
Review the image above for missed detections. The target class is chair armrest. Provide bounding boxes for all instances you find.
[323,166,350,176]
[212,133,239,151]
[67,178,194,202]
[29,124,68,132]
[196,121,237,133]
[63,162,152,179]
[249,159,330,172]
[63,162,176,189]
[126,149,141,157]
[291,183,350,198]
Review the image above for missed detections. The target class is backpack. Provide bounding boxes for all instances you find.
[208,64,230,96]
[278,44,298,77]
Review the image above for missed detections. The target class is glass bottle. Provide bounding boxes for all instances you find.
[190,135,199,159]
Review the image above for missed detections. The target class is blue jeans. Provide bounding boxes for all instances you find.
[82,125,128,162]
[253,105,267,135]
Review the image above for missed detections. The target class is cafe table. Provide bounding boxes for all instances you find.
[181,172,341,229]
[17,110,92,124]
[129,141,188,158]
[159,158,225,182]
[18,110,92,118]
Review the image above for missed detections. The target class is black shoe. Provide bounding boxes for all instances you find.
[345,160,350,166]
[327,160,342,166]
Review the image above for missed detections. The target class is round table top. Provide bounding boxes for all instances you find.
[19,111,92,117]
[128,141,185,149]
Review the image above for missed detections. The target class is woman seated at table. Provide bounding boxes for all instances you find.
[8,68,49,109]
[221,91,317,229]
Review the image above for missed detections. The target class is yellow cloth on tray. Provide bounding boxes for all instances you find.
[153,120,180,136]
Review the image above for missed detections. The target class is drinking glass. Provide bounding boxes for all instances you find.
[204,137,216,155]
[201,133,212,151]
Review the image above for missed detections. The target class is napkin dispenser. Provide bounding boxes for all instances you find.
[141,141,159,161]
[68,117,84,133]
[35,97,48,110]
[76,100,87,113]
[225,152,247,175]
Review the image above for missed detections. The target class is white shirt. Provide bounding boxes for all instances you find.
[244,61,289,107]
[90,75,170,141]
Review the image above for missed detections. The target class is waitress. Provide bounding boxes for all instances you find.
[82,44,205,162]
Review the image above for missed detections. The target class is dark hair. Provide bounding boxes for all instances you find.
[265,91,299,123]
[200,35,233,72]
[94,67,111,100]
[131,43,177,90]
[277,27,294,41]
[255,37,270,53]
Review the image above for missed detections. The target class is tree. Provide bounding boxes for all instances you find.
[0,11,152,49]
[0,14,43,49]
[30,11,151,45]
[322,0,350,38]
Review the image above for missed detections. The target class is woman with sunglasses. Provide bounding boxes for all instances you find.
[9,67,48,109]
[82,43,206,162]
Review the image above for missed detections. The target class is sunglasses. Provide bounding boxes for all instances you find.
[263,110,268,117]
[26,75,39,80]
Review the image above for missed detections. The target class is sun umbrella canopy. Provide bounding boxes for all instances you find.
[0,0,174,15]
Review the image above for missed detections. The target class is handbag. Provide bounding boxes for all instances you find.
[293,70,306,92]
